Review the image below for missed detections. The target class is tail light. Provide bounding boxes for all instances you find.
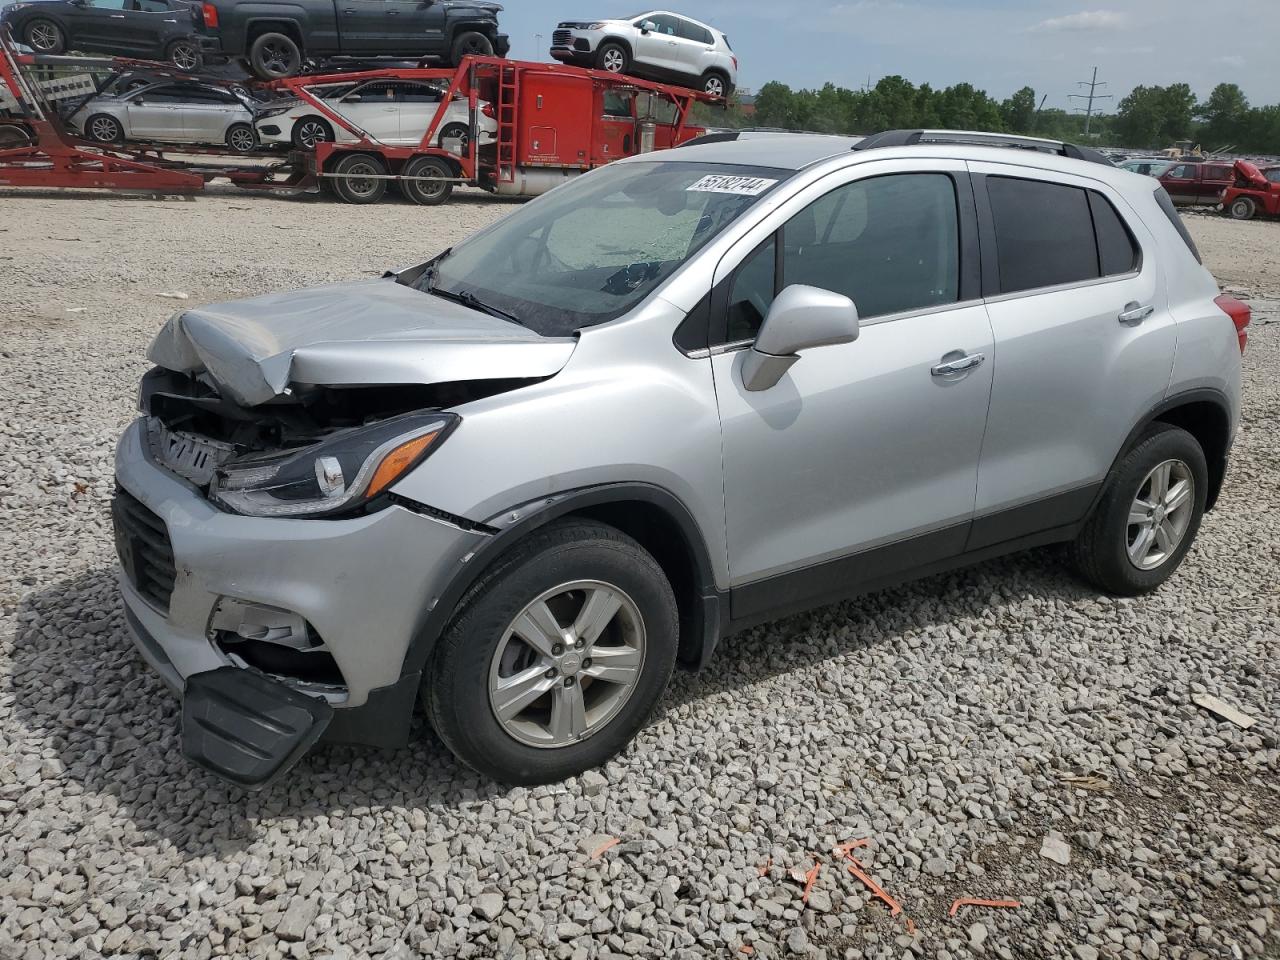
[731,56,739,71]
[481,102,495,119]
[201,3,218,28]
[1215,293,1251,354]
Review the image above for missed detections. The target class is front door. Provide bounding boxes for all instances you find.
[967,164,1176,548]
[72,0,134,51]
[711,162,994,619]
[1160,162,1198,204]
[632,14,683,75]
[337,0,389,54]
[125,84,185,140]
[336,80,400,142]
[382,0,445,56]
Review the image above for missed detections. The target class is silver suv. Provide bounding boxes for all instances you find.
[114,130,1248,789]
[550,10,737,98]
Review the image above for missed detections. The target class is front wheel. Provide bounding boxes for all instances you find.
[84,113,123,144]
[1229,197,1257,221]
[596,41,628,74]
[248,31,302,80]
[328,151,387,204]
[450,30,493,65]
[1072,424,1208,595]
[167,38,203,72]
[425,520,678,784]
[291,115,333,151]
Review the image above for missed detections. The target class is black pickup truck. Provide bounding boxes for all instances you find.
[194,0,509,80]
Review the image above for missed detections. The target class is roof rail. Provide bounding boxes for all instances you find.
[678,127,857,148]
[852,129,1115,167]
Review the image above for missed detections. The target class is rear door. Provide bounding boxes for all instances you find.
[673,16,714,77]
[128,0,186,56]
[393,81,441,146]
[381,0,444,56]
[337,0,388,53]
[179,86,241,143]
[335,80,399,141]
[1199,163,1234,205]
[968,164,1175,548]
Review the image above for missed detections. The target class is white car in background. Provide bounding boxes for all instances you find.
[550,11,737,98]
[254,78,496,152]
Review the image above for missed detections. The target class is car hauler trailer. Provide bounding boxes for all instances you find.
[278,56,712,205]
[0,30,314,194]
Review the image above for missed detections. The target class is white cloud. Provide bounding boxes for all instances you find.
[1030,10,1128,33]
[1213,55,1245,68]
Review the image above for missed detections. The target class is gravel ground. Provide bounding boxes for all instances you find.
[0,188,1277,960]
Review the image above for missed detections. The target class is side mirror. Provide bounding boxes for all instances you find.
[741,284,859,392]
[640,20,656,34]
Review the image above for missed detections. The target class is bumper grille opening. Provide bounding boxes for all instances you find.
[215,634,346,687]
[112,487,177,612]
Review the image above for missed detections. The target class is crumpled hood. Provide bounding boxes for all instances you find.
[1233,159,1268,190]
[148,277,574,406]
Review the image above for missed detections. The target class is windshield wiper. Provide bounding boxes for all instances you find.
[428,285,526,328]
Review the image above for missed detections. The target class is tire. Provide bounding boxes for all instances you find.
[329,152,387,204]
[1229,197,1257,221]
[1072,423,1208,596]
[425,519,678,784]
[0,124,33,149]
[450,30,493,65]
[23,18,64,54]
[596,41,628,74]
[437,121,469,152]
[291,115,333,151]
[166,38,203,72]
[401,155,454,205]
[84,113,123,144]
[225,122,257,154]
[701,71,730,99]
[248,31,302,80]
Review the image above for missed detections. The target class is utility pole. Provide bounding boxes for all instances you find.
[1068,66,1112,137]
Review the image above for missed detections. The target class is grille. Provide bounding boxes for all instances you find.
[551,30,573,47]
[112,487,176,613]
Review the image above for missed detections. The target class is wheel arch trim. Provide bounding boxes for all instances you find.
[401,482,724,681]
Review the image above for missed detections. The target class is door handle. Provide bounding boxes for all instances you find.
[931,352,986,376]
[110,13,125,16]
[1118,301,1154,325]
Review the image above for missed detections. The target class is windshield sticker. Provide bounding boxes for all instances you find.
[687,175,779,196]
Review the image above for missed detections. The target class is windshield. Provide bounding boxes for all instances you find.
[417,161,789,336]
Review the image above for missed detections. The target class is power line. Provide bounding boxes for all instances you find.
[1068,66,1113,137]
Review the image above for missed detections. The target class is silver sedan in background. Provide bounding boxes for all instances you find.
[68,80,261,153]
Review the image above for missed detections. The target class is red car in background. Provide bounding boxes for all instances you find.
[1158,160,1236,206]
[1222,159,1280,220]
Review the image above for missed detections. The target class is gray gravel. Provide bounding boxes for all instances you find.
[1,189,1277,960]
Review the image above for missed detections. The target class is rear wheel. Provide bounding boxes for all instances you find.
[1229,196,1257,220]
[166,38,203,72]
[84,113,123,144]
[425,519,678,784]
[437,121,469,152]
[450,30,493,65]
[292,116,333,151]
[24,18,65,54]
[329,152,386,204]
[701,71,729,98]
[401,155,454,205]
[248,32,302,80]
[596,41,628,74]
[225,122,257,154]
[1072,424,1207,595]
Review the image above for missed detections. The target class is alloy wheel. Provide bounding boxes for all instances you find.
[260,41,294,76]
[27,22,59,51]
[602,48,625,72]
[298,120,328,149]
[487,580,646,748]
[228,127,255,152]
[170,42,199,71]
[1126,459,1195,570]
[90,117,120,142]
[704,76,725,98]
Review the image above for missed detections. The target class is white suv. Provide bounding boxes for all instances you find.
[550,11,737,98]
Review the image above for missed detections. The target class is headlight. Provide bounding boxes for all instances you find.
[210,412,457,518]
[588,22,607,29]
[255,106,294,120]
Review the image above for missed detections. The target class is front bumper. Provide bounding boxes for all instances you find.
[113,417,487,743]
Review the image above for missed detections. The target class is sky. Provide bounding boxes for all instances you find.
[498,1,1280,110]
[3,0,1274,110]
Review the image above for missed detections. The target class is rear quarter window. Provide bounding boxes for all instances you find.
[1153,186,1202,263]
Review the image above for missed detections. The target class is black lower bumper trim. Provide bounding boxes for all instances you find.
[182,667,333,791]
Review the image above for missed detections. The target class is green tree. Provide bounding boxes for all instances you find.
[1115,84,1196,148]
[752,81,800,129]
[1001,86,1038,133]
[1197,82,1250,148]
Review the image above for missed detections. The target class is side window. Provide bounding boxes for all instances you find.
[400,84,439,104]
[89,0,129,8]
[1203,164,1232,180]
[783,173,959,319]
[133,0,169,11]
[987,177,1099,294]
[644,15,680,36]
[1166,164,1194,179]
[1088,191,1140,277]
[677,19,712,43]
[727,237,776,342]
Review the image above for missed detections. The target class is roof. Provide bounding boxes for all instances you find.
[662,131,862,170]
